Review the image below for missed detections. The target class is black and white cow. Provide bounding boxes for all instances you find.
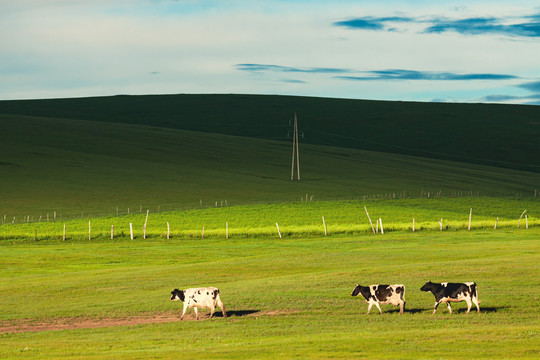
[170,287,227,320]
[351,284,406,314]
[420,281,480,314]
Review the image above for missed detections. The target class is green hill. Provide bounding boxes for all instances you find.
[1,94,539,171]
[0,108,538,220]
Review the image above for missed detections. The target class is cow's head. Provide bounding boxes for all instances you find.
[170,289,185,302]
[420,281,434,292]
[351,284,363,297]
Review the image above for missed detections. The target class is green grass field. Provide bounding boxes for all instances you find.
[1,94,539,358]
[1,197,538,241]
[1,229,539,359]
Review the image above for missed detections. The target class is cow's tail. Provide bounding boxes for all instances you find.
[214,289,227,318]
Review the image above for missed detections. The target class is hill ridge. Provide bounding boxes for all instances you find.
[1,94,538,172]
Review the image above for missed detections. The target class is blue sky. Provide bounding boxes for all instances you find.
[1,0,539,104]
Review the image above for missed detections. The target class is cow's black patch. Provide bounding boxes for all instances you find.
[213,289,219,299]
[351,284,373,300]
[351,284,362,297]
[374,285,392,302]
[171,289,185,302]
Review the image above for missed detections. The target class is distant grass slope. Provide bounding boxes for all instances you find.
[0,94,539,171]
[0,114,538,220]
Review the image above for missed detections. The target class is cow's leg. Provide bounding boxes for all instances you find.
[375,302,383,315]
[399,300,405,315]
[209,304,215,319]
[465,297,472,314]
[446,302,452,315]
[472,296,480,313]
[194,307,199,320]
[366,302,373,315]
[217,298,227,318]
[180,304,188,321]
[432,301,440,314]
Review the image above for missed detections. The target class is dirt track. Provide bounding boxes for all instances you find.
[0,310,286,333]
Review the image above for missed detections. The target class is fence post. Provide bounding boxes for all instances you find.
[468,208,472,231]
[226,222,228,239]
[412,218,415,232]
[276,222,282,238]
[518,210,526,228]
[322,216,327,236]
[111,225,114,240]
[167,222,170,239]
[379,218,384,234]
[130,223,133,240]
[494,218,498,229]
[89,221,91,241]
[63,224,66,241]
[143,209,149,239]
[364,207,375,234]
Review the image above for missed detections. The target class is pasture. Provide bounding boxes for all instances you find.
[1,227,539,359]
[1,94,539,358]
[1,113,538,222]
[1,197,538,241]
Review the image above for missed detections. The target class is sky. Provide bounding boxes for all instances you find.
[1,0,540,104]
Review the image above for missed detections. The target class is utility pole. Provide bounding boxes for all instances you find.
[291,113,300,181]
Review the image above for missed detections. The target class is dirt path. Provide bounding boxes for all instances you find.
[0,310,288,333]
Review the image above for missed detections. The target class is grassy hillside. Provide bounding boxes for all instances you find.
[1,94,539,171]
[1,114,538,221]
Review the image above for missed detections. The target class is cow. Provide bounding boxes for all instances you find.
[351,284,406,314]
[420,281,480,314]
[170,287,227,320]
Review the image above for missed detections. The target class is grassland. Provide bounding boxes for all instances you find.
[0,94,539,358]
[1,229,539,359]
[1,113,538,221]
[1,197,538,241]
[1,94,539,171]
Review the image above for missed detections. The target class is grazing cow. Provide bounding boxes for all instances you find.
[170,287,227,320]
[351,284,406,314]
[420,281,480,314]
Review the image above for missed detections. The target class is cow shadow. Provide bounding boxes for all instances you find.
[455,306,507,314]
[225,310,260,317]
[208,310,260,318]
[386,307,424,314]
[385,306,507,315]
